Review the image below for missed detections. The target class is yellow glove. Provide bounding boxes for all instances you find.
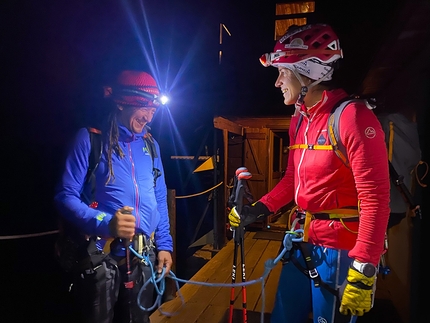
[228,206,241,228]
[228,201,270,228]
[339,266,376,316]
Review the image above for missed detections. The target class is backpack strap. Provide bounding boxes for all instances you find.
[143,129,162,187]
[289,98,360,157]
[80,127,102,205]
[293,114,304,141]
[327,98,363,168]
[56,127,103,272]
[290,113,333,151]
[85,127,103,184]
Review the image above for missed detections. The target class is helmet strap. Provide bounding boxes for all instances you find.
[292,66,333,111]
[289,67,308,112]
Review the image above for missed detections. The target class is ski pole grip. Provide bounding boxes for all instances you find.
[234,171,252,215]
[122,209,133,246]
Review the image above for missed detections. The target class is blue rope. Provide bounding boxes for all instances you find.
[129,228,303,323]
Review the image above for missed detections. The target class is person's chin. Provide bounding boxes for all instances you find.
[132,124,145,134]
[284,98,294,106]
[133,120,147,133]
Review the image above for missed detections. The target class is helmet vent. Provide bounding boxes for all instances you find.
[313,41,321,49]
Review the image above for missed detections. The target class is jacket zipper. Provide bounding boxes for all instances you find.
[127,142,140,228]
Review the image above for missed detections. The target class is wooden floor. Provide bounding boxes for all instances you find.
[150,229,407,323]
[150,231,283,323]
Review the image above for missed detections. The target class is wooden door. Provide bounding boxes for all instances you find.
[270,131,283,190]
[243,127,270,228]
[243,127,269,200]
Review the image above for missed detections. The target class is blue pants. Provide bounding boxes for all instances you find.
[271,244,357,323]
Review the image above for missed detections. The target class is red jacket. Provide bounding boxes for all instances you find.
[260,89,390,265]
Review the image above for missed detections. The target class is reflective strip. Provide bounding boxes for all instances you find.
[289,144,333,151]
[303,211,312,242]
[319,208,359,217]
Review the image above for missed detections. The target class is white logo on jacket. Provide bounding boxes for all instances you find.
[365,127,376,139]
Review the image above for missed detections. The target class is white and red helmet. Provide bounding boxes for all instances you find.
[260,24,343,81]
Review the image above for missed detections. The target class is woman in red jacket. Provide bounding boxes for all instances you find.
[229,24,390,323]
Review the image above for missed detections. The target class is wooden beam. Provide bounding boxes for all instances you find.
[233,117,291,130]
[213,116,243,136]
[171,156,211,160]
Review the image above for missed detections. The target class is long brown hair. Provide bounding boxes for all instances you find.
[104,108,125,184]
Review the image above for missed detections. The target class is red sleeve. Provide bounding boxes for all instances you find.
[340,103,390,265]
[259,115,298,212]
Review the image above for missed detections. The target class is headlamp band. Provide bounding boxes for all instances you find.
[260,49,343,67]
[118,88,158,101]
[113,86,162,107]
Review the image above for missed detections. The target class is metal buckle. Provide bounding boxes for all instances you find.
[308,268,319,279]
[133,233,154,255]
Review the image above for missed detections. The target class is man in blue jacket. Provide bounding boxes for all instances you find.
[54,70,173,323]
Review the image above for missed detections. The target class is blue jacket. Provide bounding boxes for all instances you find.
[54,123,173,253]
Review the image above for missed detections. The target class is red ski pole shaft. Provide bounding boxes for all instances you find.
[228,235,239,323]
[240,234,248,323]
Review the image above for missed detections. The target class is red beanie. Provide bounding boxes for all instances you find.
[112,70,160,107]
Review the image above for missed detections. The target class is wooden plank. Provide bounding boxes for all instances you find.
[149,246,236,323]
[149,231,285,323]
[210,238,270,307]
[150,232,256,323]
[233,238,281,312]
[254,241,284,313]
[195,304,228,323]
[183,232,256,321]
[156,301,210,323]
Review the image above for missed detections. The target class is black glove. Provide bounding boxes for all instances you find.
[228,201,271,228]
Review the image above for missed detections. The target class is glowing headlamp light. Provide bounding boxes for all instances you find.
[119,88,169,106]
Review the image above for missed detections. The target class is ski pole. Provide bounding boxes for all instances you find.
[228,167,247,323]
[228,169,252,323]
[237,171,252,323]
[122,210,134,323]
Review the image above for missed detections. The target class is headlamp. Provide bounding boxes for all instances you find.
[260,49,343,67]
[117,88,169,107]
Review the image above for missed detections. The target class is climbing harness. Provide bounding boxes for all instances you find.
[282,206,359,298]
[286,206,359,243]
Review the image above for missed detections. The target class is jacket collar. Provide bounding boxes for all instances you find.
[299,88,349,116]
[117,122,147,142]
